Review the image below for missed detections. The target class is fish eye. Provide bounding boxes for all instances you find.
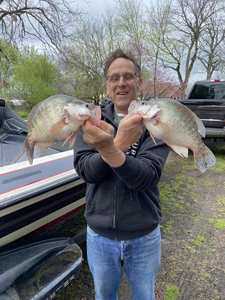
[141,102,145,105]
[85,104,89,108]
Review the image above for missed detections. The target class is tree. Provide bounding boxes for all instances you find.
[0,0,82,50]
[102,9,123,54]
[10,45,59,109]
[145,0,173,96]
[59,17,106,103]
[59,13,125,104]
[140,64,179,100]
[198,15,225,79]
[0,39,19,96]
[150,0,225,96]
[113,0,147,69]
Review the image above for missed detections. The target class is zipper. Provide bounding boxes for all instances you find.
[113,214,116,229]
[101,111,118,130]
[113,185,116,228]
[101,107,118,236]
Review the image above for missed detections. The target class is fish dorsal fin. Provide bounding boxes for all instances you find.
[193,113,206,138]
[27,101,43,126]
[168,144,189,158]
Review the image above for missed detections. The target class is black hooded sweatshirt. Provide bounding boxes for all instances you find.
[73,102,170,241]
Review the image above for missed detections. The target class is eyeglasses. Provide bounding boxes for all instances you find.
[106,73,137,83]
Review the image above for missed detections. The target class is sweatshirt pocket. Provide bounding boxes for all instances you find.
[85,187,114,215]
[85,185,115,229]
[116,189,161,231]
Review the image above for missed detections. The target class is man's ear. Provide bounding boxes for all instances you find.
[106,82,110,96]
[137,77,143,92]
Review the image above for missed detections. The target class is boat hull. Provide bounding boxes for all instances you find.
[0,150,86,247]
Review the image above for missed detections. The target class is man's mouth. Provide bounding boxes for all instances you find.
[117,92,128,95]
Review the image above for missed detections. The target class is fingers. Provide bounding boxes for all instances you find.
[114,114,144,152]
[99,120,114,135]
[82,114,143,153]
[120,113,143,127]
[82,120,115,151]
[82,120,114,136]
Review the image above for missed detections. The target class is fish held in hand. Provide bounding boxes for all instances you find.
[23,94,101,165]
[128,99,216,172]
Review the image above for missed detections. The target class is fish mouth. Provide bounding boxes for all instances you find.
[90,106,101,126]
[128,101,161,119]
[63,104,101,127]
[142,104,161,119]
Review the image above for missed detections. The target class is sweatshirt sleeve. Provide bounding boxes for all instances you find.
[74,126,170,189]
[73,128,112,183]
[111,134,170,190]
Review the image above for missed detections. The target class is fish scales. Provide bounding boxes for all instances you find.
[23,94,101,165]
[156,100,202,152]
[128,98,216,172]
[30,98,67,142]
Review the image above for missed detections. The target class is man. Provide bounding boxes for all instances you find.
[74,49,170,300]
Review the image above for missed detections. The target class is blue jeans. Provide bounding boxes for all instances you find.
[87,225,161,300]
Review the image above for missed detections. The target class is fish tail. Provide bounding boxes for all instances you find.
[23,137,34,165]
[194,146,216,172]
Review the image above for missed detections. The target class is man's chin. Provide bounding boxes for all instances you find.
[114,99,132,113]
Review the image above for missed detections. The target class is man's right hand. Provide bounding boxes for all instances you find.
[114,114,143,152]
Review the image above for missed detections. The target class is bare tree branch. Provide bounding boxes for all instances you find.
[0,0,82,50]
[148,0,225,94]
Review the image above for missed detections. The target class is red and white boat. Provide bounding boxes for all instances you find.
[0,99,85,299]
[0,150,86,247]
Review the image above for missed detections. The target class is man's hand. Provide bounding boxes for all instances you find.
[114,114,143,152]
[82,120,126,167]
[82,120,114,150]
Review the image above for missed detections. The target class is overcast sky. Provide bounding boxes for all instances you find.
[29,0,212,84]
[80,0,114,15]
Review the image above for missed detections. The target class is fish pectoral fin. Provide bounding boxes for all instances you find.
[50,120,66,135]
[36,142,55,154]
[150,132,157,144]
[168,144,189,158]
[69,133,77,148]
[61,132,77,148]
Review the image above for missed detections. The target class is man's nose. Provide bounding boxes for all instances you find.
[118,75,126,86]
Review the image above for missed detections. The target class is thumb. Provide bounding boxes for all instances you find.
[99,120,114,134]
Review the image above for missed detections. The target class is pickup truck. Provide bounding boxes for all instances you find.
[177,79,225,140]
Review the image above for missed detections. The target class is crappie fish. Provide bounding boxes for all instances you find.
[128,98,216,172]
[23,94,101,165]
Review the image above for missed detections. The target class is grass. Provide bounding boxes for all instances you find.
[210,147,225,173]
[207,195,225,229]
[57,210,87,235]
[158,173,199,216]
[13,109,29,120]
[156,144,225,299]
[189,235,205,246]
[164,285,179,300]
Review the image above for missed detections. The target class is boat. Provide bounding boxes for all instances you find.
[0,98,86,299]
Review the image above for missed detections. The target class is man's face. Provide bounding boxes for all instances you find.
[106,58,142,114]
